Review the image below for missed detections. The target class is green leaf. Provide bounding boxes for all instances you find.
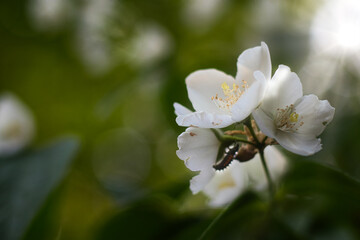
[0,137,80,240]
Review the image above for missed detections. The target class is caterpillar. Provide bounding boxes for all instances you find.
[213,144,239,171]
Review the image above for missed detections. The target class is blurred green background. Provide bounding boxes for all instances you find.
[1,0,360,239]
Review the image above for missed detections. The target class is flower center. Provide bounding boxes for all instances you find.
[218,177,236,190]
[275,104,304,132]
[211,81,248,112]
[1,122,22,139]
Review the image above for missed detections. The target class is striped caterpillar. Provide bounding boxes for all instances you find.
[213,143,239,171]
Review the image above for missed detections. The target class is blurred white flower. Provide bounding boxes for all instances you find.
[203,161,248,207]
[0,93,35,157]
[243,146,287,191]
[76,0,115,74]
[175,42,271,128]
[128,23,173,67]
[29,0,73,30]
[182,0,229,31]
[176,127,287,207]
[253,65,335,156]
[204,146,286,207]
[253,0,282,30]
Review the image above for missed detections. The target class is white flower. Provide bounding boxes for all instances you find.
[176,127,287,206]
[175,42,271,128]
[0,93,35,157]
[253,65,335,156]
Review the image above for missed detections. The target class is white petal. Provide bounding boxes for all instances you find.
[236,42,272,85]
[252,108,277,139]
[294,95,335,137]
[260,65,303,115]
[244,146,287,190]
[275,131,322,156]
[173,102,192,116]
[176,111,234,128]
[176,127,220,172]
[176,127,219,194]
[186,69,235,114]
[203,161,248,207]
[231,71,267,122]
[190,169,215,194]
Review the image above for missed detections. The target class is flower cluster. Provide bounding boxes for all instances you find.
[175,42,335,207]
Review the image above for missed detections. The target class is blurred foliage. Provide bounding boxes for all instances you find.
[93,159,360,240]
[1,0,360,239]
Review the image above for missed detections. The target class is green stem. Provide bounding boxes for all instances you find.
[244,118,274,197]
[210,128,224,142]
[259,148,274,197]
[198,203,230,240]
[222,135,255,146]
[211,129,255,146]
[262,136,268,145]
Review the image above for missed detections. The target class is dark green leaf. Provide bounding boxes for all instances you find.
[0,137,79,240]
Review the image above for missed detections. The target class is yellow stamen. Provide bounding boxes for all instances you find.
[289,112,299,123]
[212,81,248,113]
[221,82,229,91]
[275,105,303,132]
[218,180,236,190]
